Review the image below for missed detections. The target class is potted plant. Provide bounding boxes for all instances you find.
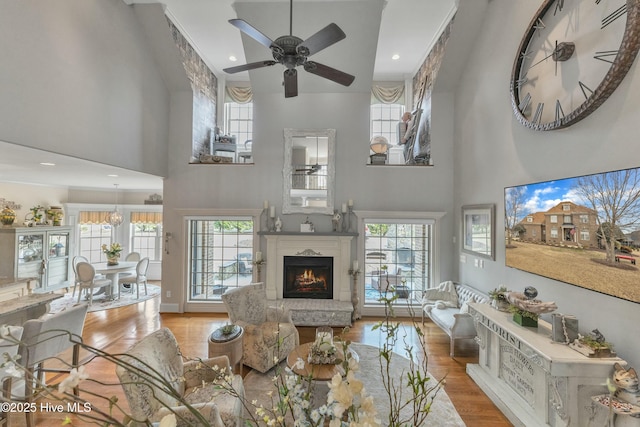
[509,304,539,327]
[569,333,616,358]
[489,285,510,311]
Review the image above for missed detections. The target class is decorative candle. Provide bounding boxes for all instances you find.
[256,251,262,262]
[348,199,353,207]
[270,206,275,218]
[341,203,347,213]
[263,200,269,209]
[353,260,358,271]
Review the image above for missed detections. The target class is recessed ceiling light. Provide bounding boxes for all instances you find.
[108,174,119,178]
[392,54,400,60]
[40,162,56,166]
[229,55,237,62]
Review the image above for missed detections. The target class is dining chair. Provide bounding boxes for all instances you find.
[1,325,23,427]
[76,262,112,305]
[71,255,89,298]
[15,304,88,427]
[237,139,253,163]
[124,252,141,262]
[118,257,149,299]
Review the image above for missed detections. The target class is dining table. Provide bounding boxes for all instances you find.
[92,261,137,300]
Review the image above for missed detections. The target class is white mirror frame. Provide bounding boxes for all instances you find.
[283,128,336,215]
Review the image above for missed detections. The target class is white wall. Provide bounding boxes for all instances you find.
[0,0,170,177]
[450,0,640,368]
[160,89,457,312]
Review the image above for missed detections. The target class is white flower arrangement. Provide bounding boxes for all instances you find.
[308,331,338,365]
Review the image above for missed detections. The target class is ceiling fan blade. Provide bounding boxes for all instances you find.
[303,61,355,86]
[297,23,346,57]
[223,60,277,74]
[284,69,298,98]
[229,19,274,49]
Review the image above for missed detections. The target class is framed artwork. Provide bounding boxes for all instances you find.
[505,166,640,304]
[462,204,496,261]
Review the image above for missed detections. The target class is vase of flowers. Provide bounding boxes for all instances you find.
[102,242,122,265]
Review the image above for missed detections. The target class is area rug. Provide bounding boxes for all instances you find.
[48,284,160,313]
[242,342,466,426]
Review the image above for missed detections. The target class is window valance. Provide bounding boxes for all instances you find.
[371,83,404,104]
[79,211,111,225]
[225,86,252,104]
[130,212,163,224]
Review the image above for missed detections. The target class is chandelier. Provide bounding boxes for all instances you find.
[106,184,124,227]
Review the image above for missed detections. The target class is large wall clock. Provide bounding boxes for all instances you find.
[510,0,640,131]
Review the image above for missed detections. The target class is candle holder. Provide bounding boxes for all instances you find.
[348,268,361,321]
[253,260,265,282]
[261,208,269,232]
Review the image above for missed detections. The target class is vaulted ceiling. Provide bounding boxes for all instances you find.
[1,0,456,190]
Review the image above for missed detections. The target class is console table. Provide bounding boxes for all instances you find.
[467,302,626,427]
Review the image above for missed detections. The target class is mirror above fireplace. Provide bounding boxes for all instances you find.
[283,128,336,215]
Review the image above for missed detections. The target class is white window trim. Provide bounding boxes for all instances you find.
[355,210,445,318]
[177,208,262,313]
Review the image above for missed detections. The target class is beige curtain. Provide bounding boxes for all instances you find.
[130,212,163,224]
[371,83,405,104]
[79,211,111,225]
[225,86,252,104]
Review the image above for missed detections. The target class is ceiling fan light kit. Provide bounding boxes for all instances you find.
[224,0,355,98]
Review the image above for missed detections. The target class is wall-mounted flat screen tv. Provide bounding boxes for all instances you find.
[504,166,640,304]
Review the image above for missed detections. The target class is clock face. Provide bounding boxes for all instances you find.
[511,0,640,131]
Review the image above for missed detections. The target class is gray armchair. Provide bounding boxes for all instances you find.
[116,328,244,427]
[222,282,299,373]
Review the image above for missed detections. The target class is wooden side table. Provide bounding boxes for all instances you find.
[208,326,244,375]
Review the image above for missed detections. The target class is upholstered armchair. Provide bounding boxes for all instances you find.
[222,282,299,373]
[116,328,244,427]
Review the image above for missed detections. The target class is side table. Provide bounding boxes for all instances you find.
[208,326,244,375]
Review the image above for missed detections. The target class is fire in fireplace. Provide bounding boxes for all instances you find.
[283,256,333,299]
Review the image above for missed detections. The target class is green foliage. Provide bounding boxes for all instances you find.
[489,285,509,301]
[214,220,253,233]
[367,224,389,236]
[508,304,538,320]
[580,335,614,350]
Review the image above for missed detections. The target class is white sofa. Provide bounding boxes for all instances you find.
[421,282,489,357]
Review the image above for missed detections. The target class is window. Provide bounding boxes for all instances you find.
[580,230,590,241]
[550,215,558,223]
[224,102,253,145]
[363,219,433,305]
[550,228,558,238]
[370,103,404,145]
[580,214,589,223]
[532,229,537,237]
[563,204,570,211]
[131,223,163,261]
[527,216,533,222]
[187,217,254,302]
[78,223,112,263]
[564,215,572,223]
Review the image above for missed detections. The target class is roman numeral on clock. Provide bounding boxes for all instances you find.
[602,4,627,29]
[533,103,544,124]
[594,50,619,63]
[555,100,565,122]
[579,81,594,99]
[519,93,532,112]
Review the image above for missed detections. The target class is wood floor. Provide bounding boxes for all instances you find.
[11,295,512,426]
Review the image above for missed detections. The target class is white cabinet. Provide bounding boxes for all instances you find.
[467,302,626,427]
[0,226,72,292]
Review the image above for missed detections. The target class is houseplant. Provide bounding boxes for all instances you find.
[508,305,539,327]
[488,285,510,311]
[102,242,123,265]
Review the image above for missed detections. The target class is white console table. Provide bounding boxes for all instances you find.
[467,302,626,427]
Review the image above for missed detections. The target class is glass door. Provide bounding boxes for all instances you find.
[47,231,70,289]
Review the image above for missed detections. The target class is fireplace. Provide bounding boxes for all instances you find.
[283,256,333,299]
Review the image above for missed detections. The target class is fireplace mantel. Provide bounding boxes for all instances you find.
[263,233,355,302]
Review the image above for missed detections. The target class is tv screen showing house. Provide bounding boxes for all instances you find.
[504,166,640,304]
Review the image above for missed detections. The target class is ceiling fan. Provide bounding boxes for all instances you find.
[223,0,355,98]
[296,163,322,175]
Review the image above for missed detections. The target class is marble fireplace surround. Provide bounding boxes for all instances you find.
[263,233,355,326]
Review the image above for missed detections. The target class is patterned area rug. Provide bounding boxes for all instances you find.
[48,284,160,313]
[243,342,466,426]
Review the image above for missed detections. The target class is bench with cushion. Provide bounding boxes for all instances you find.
[421,282,489,357]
